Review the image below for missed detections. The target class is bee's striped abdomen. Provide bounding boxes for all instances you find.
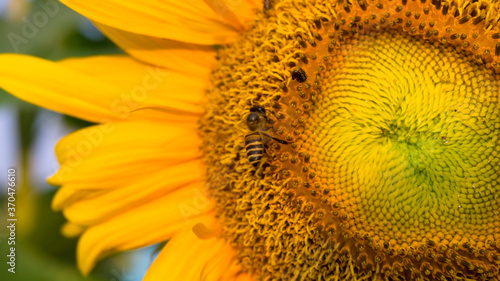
[245,133,264,167]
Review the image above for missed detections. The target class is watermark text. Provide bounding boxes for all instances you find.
[6,168,17,274]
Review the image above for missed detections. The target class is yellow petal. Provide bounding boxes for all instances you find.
[0,54,122,123]
[0,54,204,123]
[48,120,200,188]
[59,55,207,120]
[234,273,255,281]
[247,0,261,7]
[143,221,239,281]
[60,0,243,45]
[60,55,208,103]
[61,222,86,238]
[77,186,215,275]
[202,250,244,281]
[60,161,205,225]
[95,23,216,78]
[202,0,258,30]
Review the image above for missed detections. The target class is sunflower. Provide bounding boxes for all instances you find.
[1,0,500,280]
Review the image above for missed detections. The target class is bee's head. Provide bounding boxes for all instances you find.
[246,106,266,131]
[246,112,260,131]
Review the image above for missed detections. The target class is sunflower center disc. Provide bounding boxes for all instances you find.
[305,29,500,242]
[309,30,499,247]
[200,1,500,280]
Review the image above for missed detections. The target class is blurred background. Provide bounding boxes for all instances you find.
[0,0,158,280]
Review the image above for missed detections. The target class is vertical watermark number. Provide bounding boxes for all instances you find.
[6,168,17,274]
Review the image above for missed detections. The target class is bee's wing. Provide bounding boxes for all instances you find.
[261,132,289,144]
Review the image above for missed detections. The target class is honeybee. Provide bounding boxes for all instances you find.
[245,106,288,167]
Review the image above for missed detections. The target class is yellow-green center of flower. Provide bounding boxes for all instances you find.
[200,0,500,280]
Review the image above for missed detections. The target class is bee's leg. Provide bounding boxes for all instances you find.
[262,135,273,146]
[262,133,290,144]
[260,123,272,132]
